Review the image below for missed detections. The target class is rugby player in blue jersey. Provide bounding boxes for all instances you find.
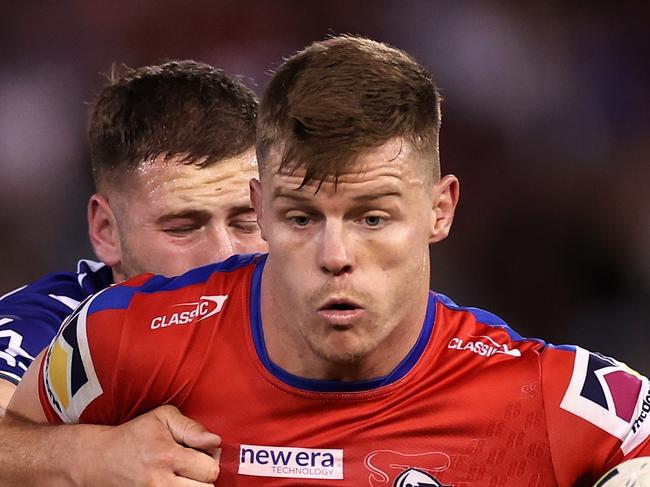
[0,60,266,486]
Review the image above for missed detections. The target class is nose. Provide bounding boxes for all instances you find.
[208,226,235,264]
[318,220,353,276]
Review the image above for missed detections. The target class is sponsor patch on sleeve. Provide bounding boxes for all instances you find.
[560,346,650,454]
[42,292,105,423]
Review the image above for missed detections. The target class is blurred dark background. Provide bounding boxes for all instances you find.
[1,1,648,370]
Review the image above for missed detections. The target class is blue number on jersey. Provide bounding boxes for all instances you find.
[0,260,112,384]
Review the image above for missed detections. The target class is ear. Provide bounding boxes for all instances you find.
[87,194,123,267]
[429,175,460,244]
[249,179,268,241]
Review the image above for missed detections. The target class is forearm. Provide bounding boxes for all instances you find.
[0,379,16,410]
[0,412,106,487]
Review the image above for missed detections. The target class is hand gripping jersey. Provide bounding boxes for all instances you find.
[38,254,650,486]
[0,260,112,385]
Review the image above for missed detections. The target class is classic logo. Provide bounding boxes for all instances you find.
[150,295,228,329]
[238,444,343,480]
[365,450,451,487]
[448,334,521,358]
[561,346,650,454]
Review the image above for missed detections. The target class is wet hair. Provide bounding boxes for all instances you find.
[88,60,257,189]
[257,35,442,186]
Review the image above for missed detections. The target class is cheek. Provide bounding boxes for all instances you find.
[367,225,426,264]
[363,230,430,298]
[235,239,268,254]
[162,249,211,276]
[123,230,156,260]
[135,236,196,272]
[267,226,309,255]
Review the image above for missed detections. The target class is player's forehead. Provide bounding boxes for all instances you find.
[267,138,427,199]
[121,149,257,216]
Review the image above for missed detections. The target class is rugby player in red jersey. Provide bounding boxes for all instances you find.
[10,37,650,486]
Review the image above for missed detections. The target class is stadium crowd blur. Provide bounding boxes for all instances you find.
[1,1,648,369]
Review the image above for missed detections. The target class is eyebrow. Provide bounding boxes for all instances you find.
[350,191,402,202]
[155,206,256,225]
[272,187,402,202]
[272,188,312,201]
[226,205,256,218]
[155,210,211,225]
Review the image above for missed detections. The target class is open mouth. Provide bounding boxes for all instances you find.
[326,302,357,311]
[318,298,362,311]
[317,299,365,325]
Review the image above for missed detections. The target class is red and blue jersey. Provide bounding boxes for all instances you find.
[0,259,112,385]
[38,254,650,486]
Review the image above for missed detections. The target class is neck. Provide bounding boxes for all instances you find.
[291,320,426,382]
[259,263,430,382]
[111,268,125,284]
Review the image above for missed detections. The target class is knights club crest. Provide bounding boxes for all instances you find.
[364,450,452,487]
[394,468,451,487]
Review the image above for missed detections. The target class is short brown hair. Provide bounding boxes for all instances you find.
[257,35,442,185]
[89,60,257,188]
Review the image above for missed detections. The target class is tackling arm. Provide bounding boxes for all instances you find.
[3,354,222,486]
[0,380,15,410]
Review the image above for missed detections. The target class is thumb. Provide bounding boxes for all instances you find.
[155,405,222,454]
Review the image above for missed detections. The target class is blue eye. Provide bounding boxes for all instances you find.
[291,216,311,227]
[364,216,383,227]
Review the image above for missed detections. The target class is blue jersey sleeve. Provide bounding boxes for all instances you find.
[0,260,112,384]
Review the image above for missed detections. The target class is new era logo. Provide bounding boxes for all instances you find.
[238,444,343,480]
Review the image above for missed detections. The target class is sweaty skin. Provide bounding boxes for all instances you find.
[111,148,264,280]
[252,138,459,382]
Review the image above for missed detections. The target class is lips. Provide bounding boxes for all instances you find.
[317,298,365,326]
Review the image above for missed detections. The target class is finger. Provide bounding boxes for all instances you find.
[172,446,220,483]
[178,419,221,454]
[170,476,216,487]
[156,405,222,453]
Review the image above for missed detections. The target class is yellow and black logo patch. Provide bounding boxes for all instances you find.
[43,292,104,423]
